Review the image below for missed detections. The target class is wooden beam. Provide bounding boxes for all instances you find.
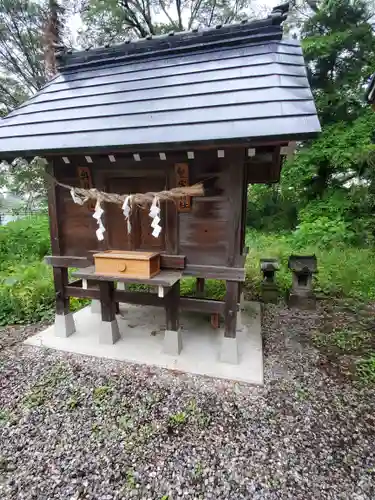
[180,297,226,314]
[184,264,245,281]
[160,254,186,270]
[45,256,91,268]
[68,279,83,287]
[65,286,100,299]
[64,287,228,314]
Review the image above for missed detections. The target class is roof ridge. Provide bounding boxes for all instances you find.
[56,4,290,71]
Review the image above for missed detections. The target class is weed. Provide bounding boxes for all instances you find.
[313,328,371,354]
[168,411,187,427]
[0,409,10,425]
[194,461,203,478]
[197,413,211,428]
[126,469,136,489]
[118,415,134,431]
[355,354,375,384]
[93,386,112,400]
[295,386,310,401]
[67,395,80,410]
[91,423,100,434]
[23,388,47,408]
[187,399,197,413]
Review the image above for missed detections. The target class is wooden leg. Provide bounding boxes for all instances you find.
[224,281,238,338]
[211,313,220,329]
[99,281,120,344]
[220,280,239,364]
[164,280,182,355]
[165,280,180,331]
[54,267,75,338]
[196,278,205,298]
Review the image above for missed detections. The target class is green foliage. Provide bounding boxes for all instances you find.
[0,216,87,325]
[293,217,354,248]
[168,411,187,427]
[356,355,375,384]
[245,229,375,301]
[247,184,298,231]
[80,0,250,45]
[0,262,54,325]
[180,277,225,300]
[0,216,50,270]
[313,327,371,353]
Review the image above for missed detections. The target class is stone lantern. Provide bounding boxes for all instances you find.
[288,255,317,309]
[260,258,280,303]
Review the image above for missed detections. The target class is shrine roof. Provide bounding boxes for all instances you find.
[0,3,320,158]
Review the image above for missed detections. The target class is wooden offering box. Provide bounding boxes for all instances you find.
[94,250,160,279]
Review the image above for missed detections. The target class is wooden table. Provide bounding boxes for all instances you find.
[73,267,182,348]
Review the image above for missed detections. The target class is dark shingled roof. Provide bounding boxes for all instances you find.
[0,4,320,157]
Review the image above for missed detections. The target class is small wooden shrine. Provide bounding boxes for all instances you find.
[0,4,319,363]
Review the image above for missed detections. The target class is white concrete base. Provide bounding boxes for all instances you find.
[99,320,120,345]
[236,310,243,331]
[91,299,101,314]
[220,337,239,364]
[54,313,76,338]
[25,301,263,385]
[117,282,127,291]
[164,328,182,355]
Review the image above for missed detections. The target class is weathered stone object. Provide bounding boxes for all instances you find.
[288,255,317,309]
[260,258,280,303]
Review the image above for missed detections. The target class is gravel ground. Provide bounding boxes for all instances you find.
[0,304,374,500]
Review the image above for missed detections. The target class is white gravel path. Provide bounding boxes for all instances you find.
[0,304,374,500]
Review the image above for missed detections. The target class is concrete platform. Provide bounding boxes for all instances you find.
[25,302,263,385]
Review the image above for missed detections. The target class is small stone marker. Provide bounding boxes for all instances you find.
[288,255,317,309]
[260,258,280,303]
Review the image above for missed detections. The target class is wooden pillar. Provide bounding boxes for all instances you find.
[99,281,120,344]
[53,267,75,337]
[220,280,239,364]
[196,278,205,298]
[224,281,238,338]
[219,149,245,364]
[47,161,76,338]
[164,280,182,355]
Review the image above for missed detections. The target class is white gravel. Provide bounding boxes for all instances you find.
[0,304,374,500]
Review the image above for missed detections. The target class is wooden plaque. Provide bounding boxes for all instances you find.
[175,163,191,212]
[77,167,95,211]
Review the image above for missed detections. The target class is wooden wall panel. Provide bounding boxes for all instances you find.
[177,151,232,266]
[55,166,98,256]
[58,186,98,256]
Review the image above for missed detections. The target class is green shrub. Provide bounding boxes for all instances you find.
[292,216,355,248]
[245,229,375,301]
[0,262,54,325]
[0,216,50,269]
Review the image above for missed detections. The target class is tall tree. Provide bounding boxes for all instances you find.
[0,0,46,113]
[79,0,254,46]
[281,0,375,200]
[301,0,375,125]
[0,0,72,114]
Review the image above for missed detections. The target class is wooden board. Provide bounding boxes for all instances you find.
[73,266,181,287]
[106,176,166,251]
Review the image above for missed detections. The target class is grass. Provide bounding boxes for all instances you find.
[245,229,375,301]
